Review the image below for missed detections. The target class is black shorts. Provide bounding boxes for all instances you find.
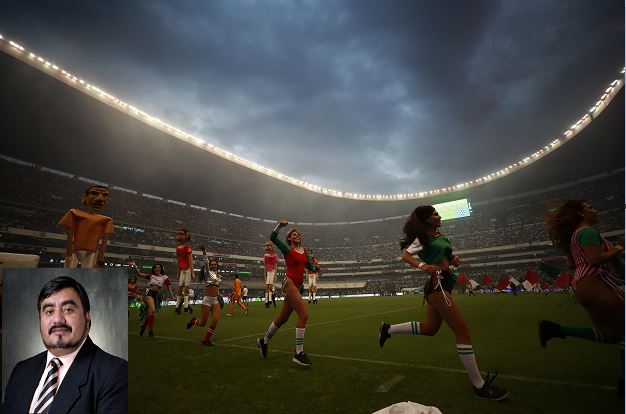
[147,289,159,302]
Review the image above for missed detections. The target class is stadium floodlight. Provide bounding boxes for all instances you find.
[1,36,622,202]
[9,40,24,51]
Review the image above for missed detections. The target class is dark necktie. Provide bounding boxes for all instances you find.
[33,357,63,413]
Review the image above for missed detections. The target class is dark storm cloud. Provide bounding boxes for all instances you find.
[0,0,622,194]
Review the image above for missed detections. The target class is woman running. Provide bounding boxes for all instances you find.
[257,220,319,366]
[379,205,508,400]
[130,261,175,337]
[187,258,223,346]
[542,200,624,391]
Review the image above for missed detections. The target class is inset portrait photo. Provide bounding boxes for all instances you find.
[2,269,128,414]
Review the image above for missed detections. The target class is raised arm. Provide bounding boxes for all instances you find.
[128,261,151,279]
[269,220,291,255]
[188,250,196,281]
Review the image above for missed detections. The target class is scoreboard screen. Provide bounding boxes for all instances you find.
[434,199,472,221]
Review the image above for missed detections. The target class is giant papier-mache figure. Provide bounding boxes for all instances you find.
[58,185,113,268]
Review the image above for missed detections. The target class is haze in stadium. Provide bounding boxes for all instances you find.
[0,1,622,198]
[1,2,625,413]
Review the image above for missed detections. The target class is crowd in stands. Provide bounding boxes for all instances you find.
[1,156,623,290]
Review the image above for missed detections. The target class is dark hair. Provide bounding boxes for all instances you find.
[400,205,436,250]
[177,228,191,241]
[285,228,301,246]
[152,263,164,274]
[208,258,219,267]
[545,200,587,257]
[37,276,90,314]
[84,185,109,195]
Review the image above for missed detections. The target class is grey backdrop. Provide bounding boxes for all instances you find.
[2,268,128,399]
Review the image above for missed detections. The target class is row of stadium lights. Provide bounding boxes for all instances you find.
[2,34,624,201]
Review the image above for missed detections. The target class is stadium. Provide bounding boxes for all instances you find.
[0,4,624,414]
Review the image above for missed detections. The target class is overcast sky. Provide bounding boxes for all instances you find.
[0,1,622,195]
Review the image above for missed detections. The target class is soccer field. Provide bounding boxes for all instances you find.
[129,294,623,413]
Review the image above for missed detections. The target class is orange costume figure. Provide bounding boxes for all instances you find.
[58,186,113,268]
[227,274,248,316]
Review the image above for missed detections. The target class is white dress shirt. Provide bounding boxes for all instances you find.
[29,336,88,413]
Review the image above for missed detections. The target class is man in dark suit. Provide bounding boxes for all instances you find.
[4,276,127,413]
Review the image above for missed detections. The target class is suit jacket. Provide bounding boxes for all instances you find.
[4,336,127,413]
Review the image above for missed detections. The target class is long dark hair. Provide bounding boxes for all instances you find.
[545,200,586,257]
[400,205,435,250]
[152,263,165,275]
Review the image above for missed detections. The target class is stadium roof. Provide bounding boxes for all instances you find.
[0,2,623,198]
[0,40,623,221]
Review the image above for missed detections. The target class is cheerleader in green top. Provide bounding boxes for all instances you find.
[379,205,508,401]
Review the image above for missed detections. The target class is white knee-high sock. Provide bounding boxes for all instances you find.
[388,321,420,335]
[263,322,279,344]
[457,344,485,389]
[295,328,305,353]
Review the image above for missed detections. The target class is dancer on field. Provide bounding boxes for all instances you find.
[541,200,624,392]
[257,220,319,366]
[379,205,508,400]
[131,261,175,337]
[227,274,248,316]
[187,258,223,346]
[307,250,320,304]
[264,242,278,308]
[128,276,139,316]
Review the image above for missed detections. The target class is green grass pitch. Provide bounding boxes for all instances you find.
[129,294,623,413]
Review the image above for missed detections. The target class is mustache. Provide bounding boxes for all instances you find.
[49,324,72,334]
